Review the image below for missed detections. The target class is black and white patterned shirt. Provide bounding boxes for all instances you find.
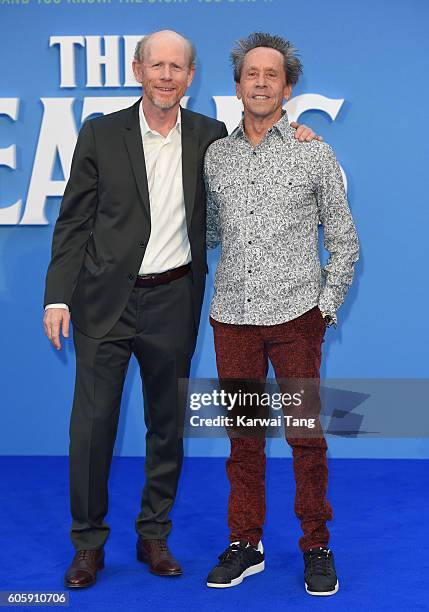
[204,111,359,326]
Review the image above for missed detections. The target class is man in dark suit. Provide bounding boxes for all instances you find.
[43,29,317,589]
[43,29,227,588]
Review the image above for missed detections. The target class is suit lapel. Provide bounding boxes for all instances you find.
[181,108,199,232]
[124,98,151,224]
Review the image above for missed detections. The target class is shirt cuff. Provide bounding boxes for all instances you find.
[45,303,69,312]
[318,288,338,322]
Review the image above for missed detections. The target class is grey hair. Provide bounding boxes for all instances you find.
[134,31,196,68]
[231,32,303,86]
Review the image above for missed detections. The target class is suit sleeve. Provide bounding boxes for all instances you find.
[43,120,98,308]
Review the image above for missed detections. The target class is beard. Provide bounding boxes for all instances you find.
[151,97,180,110]
[144,85,185,111]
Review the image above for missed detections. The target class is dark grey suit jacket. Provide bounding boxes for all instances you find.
[44,98,227,338]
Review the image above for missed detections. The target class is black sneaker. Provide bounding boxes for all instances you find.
[206,541,265,588]
[303,546,339,596]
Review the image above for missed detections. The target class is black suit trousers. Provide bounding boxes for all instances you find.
[69,271,196,550]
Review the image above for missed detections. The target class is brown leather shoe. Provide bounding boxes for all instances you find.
[136,538,182,576]
[64,549,105,588]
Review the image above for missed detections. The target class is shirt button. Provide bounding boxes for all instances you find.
[128,273,135,281]
[139,241,145,248]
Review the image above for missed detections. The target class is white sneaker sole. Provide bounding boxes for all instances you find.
[305,579,339,596]
[207,560,265,588]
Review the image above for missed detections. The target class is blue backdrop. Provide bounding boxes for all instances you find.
[1,0,428,457]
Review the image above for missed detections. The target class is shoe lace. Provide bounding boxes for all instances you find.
[149,539,168,552]
[307,548,332,576]
[77,550,90,561]
[218,543,248,568]
[158,540,168,552]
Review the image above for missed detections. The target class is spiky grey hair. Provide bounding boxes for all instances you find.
[231,32,303,86]
[134,31,196,68]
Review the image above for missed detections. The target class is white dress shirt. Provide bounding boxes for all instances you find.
[138,104,190,274]
[46,103,190,312]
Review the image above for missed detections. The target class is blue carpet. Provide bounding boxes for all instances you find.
[0,457,427,612]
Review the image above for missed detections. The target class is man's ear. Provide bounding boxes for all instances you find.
[236,82,242,100]
[284,83,292,101]
[132,60,142,84]
[186,64,196,88]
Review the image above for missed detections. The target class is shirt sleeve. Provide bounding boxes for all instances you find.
[204,150,221,250]
[316,144,360,319]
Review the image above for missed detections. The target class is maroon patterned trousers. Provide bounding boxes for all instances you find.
[210,306,333,552]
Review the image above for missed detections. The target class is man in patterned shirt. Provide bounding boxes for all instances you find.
[204,32,359,595]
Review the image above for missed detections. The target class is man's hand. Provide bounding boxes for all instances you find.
[290,121,323,143]
[43,308,70,350]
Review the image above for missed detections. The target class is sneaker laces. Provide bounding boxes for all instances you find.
[307,547,332,576]
[218,542,250,568]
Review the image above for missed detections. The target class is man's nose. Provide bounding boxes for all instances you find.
[255,77,268,88]
[159,66,173,80]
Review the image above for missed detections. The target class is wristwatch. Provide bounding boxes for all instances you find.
[320,310,336,328]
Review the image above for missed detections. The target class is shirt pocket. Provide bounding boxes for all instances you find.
[210,179,236,197]
[273,168,312,194]
[269,168,315,221]
[210,178,242,219]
